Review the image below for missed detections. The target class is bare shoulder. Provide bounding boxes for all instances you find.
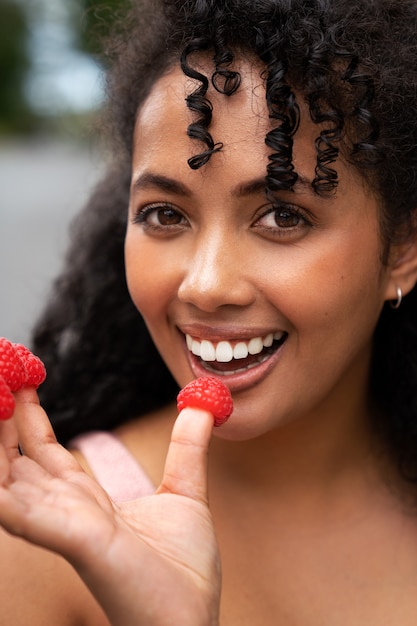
[0,527,109,625]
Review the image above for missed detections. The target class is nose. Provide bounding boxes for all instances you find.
[177,230,256,312]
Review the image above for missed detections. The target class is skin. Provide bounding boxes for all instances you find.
[125,60,417,624]
[126,59,396,442]
[0,389,221,626]
[1,58,417,625]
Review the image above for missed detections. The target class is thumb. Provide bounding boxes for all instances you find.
[157,407,214,504]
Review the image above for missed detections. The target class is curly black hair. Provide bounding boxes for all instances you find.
[32,0,417,484]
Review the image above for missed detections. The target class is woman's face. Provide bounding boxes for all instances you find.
[125,61,395,440]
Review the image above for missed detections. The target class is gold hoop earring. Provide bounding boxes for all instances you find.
[390,286,403,309]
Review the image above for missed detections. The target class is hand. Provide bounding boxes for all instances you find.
[0,388,220,626]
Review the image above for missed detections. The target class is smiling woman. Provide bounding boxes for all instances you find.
[124,61,395,443]
[2,1,417,625]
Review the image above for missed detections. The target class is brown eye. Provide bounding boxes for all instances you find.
[253,202,313,242]
[273,209,301,228]
[156,208,182,225]
[133,203,188,233]
[256,207,304,230]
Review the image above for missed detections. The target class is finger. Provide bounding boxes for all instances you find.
[0,413,20,461]
[0,434,12,485]
[0,455,58,538]
[13,387,82,477]
[0,414,22,487]
[0,454,106,557]
[157,407,214,504]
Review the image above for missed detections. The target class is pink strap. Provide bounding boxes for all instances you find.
[70,431,155,502]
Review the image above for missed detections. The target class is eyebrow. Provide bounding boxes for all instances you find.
[131,171,313,198]
[131,172,190,196]
[237,172,313,192]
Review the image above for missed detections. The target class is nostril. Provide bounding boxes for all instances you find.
[178,281,256,311]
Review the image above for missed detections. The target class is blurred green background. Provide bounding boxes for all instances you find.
[0,0,130,136]
[0,0,130,344]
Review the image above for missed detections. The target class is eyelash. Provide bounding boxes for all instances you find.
[132,201,314,238]
[253,203,313,237]
[132,203,188,232]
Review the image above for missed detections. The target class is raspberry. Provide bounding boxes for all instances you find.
[13,343,46,389]
[0,338,46,420]
[0,375,15,420]
[0,337,26,391]
[177,376,233,427]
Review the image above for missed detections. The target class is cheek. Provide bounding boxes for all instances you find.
[124,234,178,321]
[303,255,385,345]
[262,232,386,333]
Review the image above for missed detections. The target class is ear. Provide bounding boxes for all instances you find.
[384,233,417,302]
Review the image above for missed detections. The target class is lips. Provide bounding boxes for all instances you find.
[184,330,287,376]
[180,325,288,392]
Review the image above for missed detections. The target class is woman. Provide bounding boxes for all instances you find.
[1,0,417,623]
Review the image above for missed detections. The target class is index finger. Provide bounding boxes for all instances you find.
[13,387,82,476]
[0,413,20,462]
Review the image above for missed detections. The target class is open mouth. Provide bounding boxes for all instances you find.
[185,331,287,375]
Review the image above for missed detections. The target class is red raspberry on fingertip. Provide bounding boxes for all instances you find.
[177,376,233,427]
[0,375,15,420]
[0,338,46,420]
[0,337,26,391]
[13,343,46,389]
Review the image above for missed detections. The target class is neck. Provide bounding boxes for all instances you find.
[209,385,386,501]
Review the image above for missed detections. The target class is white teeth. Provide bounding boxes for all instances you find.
[248,337,263,355]
[185,332,285,363]
[216,341,234,362]
[191,339,201,357]
[200,339,216,361]
[233,342,248,359]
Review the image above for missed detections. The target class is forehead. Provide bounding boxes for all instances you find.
[132,60,368,201]
[133,60,273,169]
